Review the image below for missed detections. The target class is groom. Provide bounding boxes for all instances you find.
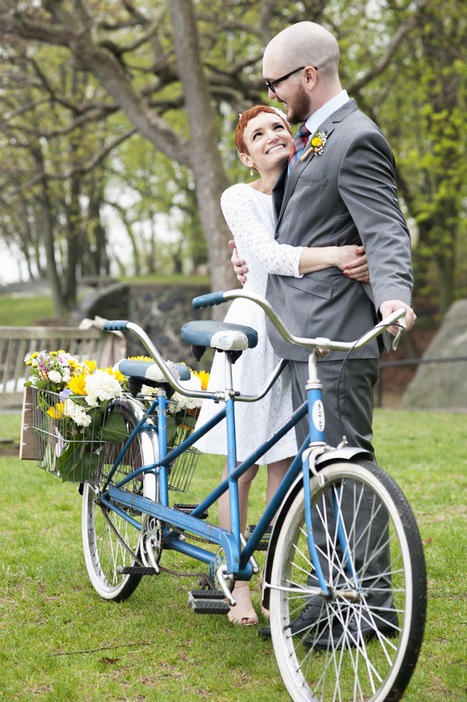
[230,22,416,644]
[261,21,416,452]
[255,21,416,644]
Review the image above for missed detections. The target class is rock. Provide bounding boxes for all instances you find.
[403,299,467,410]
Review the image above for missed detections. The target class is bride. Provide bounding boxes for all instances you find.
[195,105,369,625]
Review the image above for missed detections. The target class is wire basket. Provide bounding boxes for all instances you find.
[29,388,111,483]
[166,405,201,493]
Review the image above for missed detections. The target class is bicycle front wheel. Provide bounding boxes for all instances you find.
[82,398,158,601]
[269,460,426,702]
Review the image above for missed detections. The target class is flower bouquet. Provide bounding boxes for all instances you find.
[24,350,129,483]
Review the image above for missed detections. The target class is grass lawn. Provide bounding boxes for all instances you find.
[0,409,465,701]
[0,296,55,326]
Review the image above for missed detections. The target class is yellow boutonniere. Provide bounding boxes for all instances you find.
[300,130,327,162]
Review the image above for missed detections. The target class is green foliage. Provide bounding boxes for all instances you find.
[356,0,467,312]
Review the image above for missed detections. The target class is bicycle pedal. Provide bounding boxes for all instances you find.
[173,503,209,520]
[187,589,230,615]
[116,566,159,575]
[245,524,272,551]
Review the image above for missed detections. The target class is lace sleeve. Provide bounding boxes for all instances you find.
[221,185,304,277]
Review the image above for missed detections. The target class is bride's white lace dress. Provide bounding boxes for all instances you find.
[195,183,305,463]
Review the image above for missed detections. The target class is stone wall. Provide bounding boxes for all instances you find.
[69,282,212,367]
[403,299,467,410]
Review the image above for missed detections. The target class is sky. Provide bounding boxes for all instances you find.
[0,239,29,286]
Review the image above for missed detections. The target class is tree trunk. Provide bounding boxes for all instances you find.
[169,0,237,309]
[65,171,80,306]
[31,146,66,318]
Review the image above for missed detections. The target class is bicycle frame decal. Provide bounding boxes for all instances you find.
[312,398,325,434]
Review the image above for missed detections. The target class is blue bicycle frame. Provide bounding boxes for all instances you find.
[99,350,333,594]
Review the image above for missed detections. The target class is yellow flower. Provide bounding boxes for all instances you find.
[67,373,87,395]
[84,359,97,374]
[30,352,38,360]
[311,136,322,148]
[113,369,125,383]
[194,370,210,391]
[129,355,153,361]
[48,402,64,419]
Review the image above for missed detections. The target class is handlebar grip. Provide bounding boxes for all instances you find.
[102,320,129,332]
[192,292,226,309]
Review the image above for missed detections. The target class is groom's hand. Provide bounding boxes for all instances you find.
[379,300,417,336]
[229,240,248,285]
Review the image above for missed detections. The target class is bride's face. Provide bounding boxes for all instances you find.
[241,112,293,175]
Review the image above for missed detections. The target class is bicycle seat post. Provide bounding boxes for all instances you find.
[157,388,170,506]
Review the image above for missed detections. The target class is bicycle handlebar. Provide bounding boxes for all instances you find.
[192,291,226,309]
[102,320,129,332]
[102,292,406,404]
[193,290,407,352]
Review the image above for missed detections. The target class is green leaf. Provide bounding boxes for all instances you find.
[99,411,129,443]
[165,415,177,446]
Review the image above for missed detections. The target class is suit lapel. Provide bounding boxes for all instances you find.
[272,99,358,231]
[272,166,288,224]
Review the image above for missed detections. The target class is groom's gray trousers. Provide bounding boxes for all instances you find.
[290,356,393,612]
[290,357,380,455]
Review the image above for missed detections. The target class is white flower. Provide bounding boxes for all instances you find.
[170,374,204,412]
[84,370,123,407]
[64,399,92,427]
[48,370,62,384]
[141,384,157,396]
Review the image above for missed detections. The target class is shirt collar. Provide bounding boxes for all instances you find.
[305,90,350,137]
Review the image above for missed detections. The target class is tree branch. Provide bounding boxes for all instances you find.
[6,128,137,195]
[0,9,192,168]
[346,0,430,93]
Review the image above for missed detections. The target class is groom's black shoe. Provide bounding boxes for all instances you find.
[259,603,326,640]
[303,611,399,651]
[260,607,399,649]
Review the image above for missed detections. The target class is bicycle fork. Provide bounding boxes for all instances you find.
[300,350,360,601]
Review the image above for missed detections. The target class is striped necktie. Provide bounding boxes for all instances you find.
[288,124,311,172]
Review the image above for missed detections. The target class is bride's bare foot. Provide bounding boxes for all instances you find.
[259,568,270,620]
[227,582,259,626]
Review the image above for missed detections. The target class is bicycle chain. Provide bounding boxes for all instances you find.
[99,502,214,584]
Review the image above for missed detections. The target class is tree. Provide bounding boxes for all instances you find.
[0,38,127,314]
[1,0,462,320]
[352,0,467,315]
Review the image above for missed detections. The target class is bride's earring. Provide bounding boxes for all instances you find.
[250,167,254,176]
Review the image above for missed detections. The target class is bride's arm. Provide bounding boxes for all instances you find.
[222,187,369,282]
[221,187,303,277]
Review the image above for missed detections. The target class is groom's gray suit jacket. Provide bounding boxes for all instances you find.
[266,99,413,362]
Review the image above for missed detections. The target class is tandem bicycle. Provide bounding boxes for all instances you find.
[35,289,427,702]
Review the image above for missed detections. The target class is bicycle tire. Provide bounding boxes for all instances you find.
[269,459,426,702]
[81,398,158,601]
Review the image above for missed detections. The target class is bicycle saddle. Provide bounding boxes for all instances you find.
[118,359,191,385]
[181,320,258,361]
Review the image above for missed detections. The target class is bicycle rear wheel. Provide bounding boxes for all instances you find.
[269,459,426,702]
[82,398,158,601]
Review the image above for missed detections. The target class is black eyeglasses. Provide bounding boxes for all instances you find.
[264,66,317,93]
